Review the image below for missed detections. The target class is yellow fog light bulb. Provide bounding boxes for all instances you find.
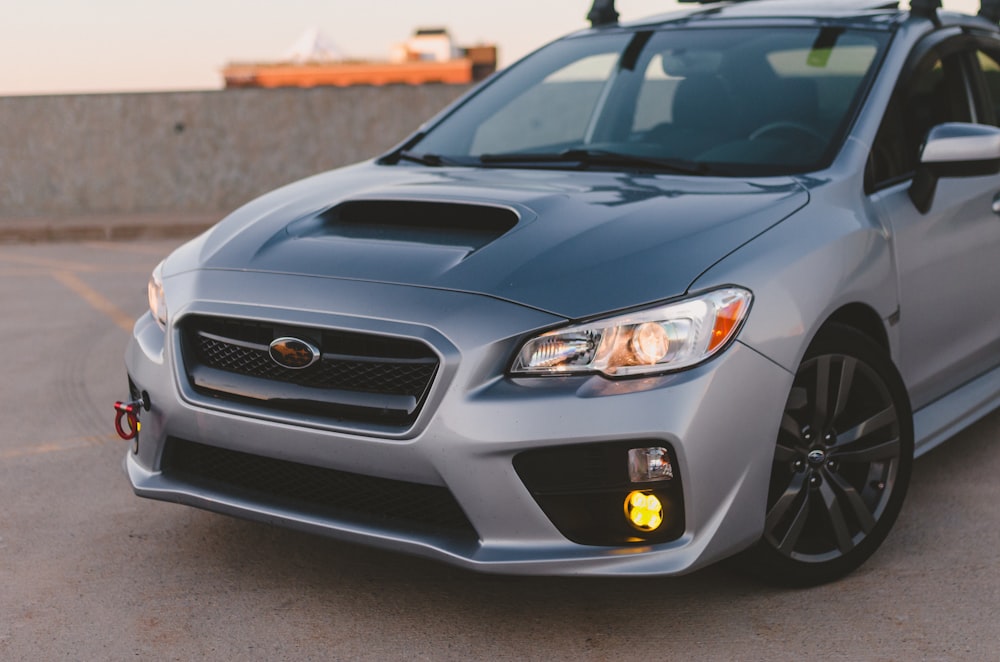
[625,491,663,532]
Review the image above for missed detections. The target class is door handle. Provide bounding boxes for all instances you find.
[994,193,1000,215]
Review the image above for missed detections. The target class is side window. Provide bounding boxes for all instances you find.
[866,50,973,192]
[977,50,1000,126]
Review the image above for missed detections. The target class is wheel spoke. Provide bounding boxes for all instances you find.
[766,472,811,555]
[831,356,856,422]
[834,436,900,464]
[819,480,854,553]
[812,355,831,429]
[826,469,876,534]
[775,441,798,463]
[777,493,811,555]
[786,386,809,412]
[833,406,896,448]
[765,471,808,533]
[776,413,806,462]
[780,412,803,441]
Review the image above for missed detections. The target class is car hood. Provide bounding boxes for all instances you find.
[179,162,808,319]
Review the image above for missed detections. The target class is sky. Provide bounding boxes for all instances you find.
[0,0,984,96]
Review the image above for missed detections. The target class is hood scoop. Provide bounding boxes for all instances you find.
[289,200,520,250]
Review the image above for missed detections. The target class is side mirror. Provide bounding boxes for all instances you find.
[909,122,1000,213]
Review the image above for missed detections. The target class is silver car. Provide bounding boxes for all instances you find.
[123,0,1000,585]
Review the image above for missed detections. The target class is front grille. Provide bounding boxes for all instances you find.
[196,333,436,394]
[180,316,439,427]
[162,438,479,542]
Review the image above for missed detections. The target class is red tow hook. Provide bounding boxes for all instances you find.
[114,397,146,441]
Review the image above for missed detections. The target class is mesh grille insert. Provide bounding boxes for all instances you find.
[196,333,436,394]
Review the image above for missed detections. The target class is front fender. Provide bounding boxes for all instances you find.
[689,195,897,373]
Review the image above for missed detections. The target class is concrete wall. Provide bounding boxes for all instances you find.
[0,85,470,217]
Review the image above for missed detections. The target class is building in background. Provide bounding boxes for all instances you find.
[223,27,497,89]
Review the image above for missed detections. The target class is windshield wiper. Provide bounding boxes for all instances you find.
[379,133,470,167]
[395,150,467,167]
[479,149,711,175]
[378,132,425,165]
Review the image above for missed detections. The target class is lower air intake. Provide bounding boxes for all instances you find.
[161,438,480,542]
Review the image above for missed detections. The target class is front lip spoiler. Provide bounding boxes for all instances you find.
[125,452,710,577]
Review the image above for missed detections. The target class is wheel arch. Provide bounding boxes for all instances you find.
[821,303,890,354]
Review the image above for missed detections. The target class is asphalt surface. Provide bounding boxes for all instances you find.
[0,212,220,244]
[0,235,998,660]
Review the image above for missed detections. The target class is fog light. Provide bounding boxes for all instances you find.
[628,447,673,482]
[625,491,663,532]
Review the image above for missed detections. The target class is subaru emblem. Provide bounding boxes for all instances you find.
[268,337,320,369]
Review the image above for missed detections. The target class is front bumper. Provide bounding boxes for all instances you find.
[125,269,793,576]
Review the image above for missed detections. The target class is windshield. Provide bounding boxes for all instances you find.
[404,26,890,176]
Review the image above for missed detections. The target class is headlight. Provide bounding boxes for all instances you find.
[147,261,167,327]
[511,287,752,377]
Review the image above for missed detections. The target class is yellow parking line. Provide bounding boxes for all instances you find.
[0,435,120,460]
[52,270,136,333]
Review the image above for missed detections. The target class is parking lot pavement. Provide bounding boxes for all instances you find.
[0,238,998,660]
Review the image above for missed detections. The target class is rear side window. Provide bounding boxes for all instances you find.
[866,49,974,191]
[978,50,1000,125]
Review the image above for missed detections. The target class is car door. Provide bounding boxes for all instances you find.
[867,36,1000,410]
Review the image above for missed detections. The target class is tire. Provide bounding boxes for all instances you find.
[743,324,913,587]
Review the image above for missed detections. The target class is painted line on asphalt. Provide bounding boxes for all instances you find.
[51,270,136,333]
[0,435,121,460]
